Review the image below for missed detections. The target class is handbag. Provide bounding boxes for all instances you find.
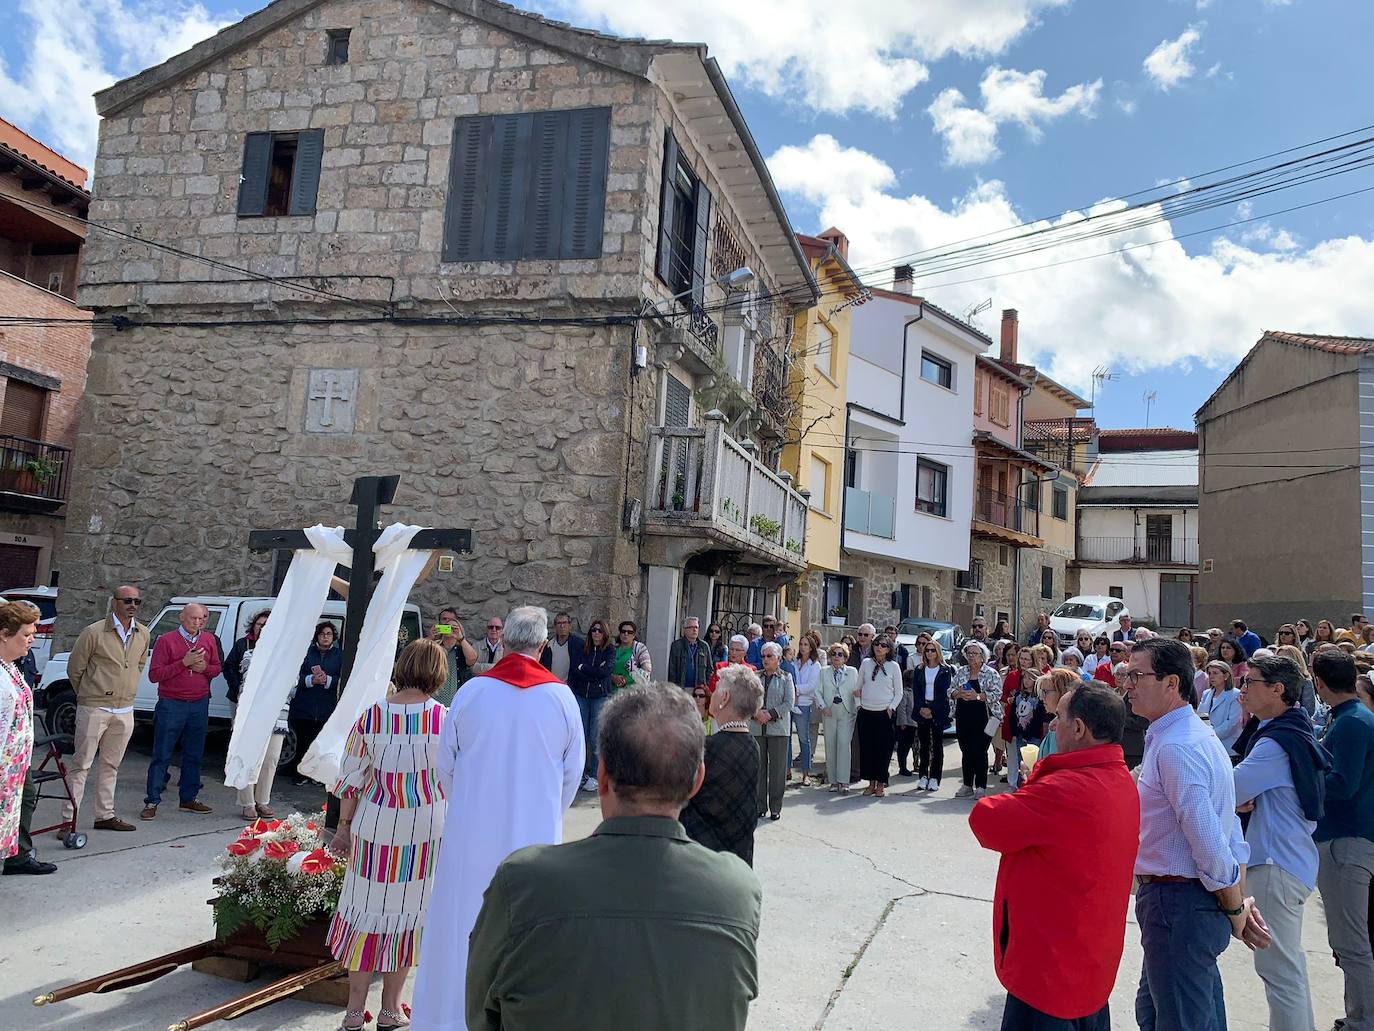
[983,714,1002,738]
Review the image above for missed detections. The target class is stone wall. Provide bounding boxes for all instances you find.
[953,537,1015,630]
[837,553,951,629]
[1017,544,1071,637]
[57,316,640,638]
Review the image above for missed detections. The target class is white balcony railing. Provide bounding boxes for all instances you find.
[1078,536,1199,565]
[645,415,808,566]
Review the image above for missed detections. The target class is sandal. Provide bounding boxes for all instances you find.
[340,1009,366,1031]
[378,1004,411,1030]
[255,804,275,818]
[240,806,257,820]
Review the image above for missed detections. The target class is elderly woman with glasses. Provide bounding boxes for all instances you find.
[708,634,755,694]
[819,643,859,794]
[751,641,794,820]
[950,640,1003,798]
[911,639,952,791]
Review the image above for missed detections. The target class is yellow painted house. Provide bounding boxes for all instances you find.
[783,229,868,633]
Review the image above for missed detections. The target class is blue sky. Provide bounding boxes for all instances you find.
[4,0,1374,429]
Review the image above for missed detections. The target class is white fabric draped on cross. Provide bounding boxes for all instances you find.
[223,524,352,790]
[297,523,431,788]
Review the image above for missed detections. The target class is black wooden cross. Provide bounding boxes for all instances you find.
[248,474,472,827]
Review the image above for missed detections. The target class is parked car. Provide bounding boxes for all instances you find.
[1049,595,1129,646]
[894,618,966,736]
[0,584,57,675]
[37,595,424,768]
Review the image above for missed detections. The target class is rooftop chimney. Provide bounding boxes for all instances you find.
[892,264,914,295]
[818,226,849,260]
[1000,308,1019,363]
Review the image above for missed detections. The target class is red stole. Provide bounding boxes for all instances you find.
[485,653,553,689]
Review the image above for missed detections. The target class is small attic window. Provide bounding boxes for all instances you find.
[326,29,351,65]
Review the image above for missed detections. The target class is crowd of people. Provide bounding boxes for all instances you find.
[1,594,1372,1031]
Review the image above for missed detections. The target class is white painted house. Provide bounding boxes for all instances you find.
[831,276,983,626]
[1075,428,1200,630]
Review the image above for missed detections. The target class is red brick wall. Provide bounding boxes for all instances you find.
[0,269,91,446]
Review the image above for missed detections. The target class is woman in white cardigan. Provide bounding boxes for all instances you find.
[818,642,859,794]
[855,636,903,797]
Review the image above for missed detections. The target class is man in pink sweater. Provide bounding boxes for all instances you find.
[141,603,222,820]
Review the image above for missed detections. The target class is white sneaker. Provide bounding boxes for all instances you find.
[973,787,987,798]
[916,777,929,791]
[580,776,597,792]
[927,780,940,793]
[954,784,973,798]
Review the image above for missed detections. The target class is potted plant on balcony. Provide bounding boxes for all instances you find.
[827,606,848,626]
[24,454,63,490]
[749,513,782,543]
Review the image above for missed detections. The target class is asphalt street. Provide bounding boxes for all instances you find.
[0,727,1346,1030]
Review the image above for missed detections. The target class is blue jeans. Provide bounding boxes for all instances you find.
[1135,880,1230,1031]
[791,705,813,773]
[576,695,607,780]
[145,697,210,806]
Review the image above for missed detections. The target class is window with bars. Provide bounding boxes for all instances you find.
[915,458,949,517]
[442,108,611,262]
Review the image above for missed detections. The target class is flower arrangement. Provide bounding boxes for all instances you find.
[212,811,345,949]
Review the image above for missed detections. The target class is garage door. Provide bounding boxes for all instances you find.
[0,544,39,589]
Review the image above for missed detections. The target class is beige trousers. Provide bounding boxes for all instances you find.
[235,733,284,809]
[64,707,135,823]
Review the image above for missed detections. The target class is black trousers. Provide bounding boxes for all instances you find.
[915,717,944,782]
[856,708,895,785]
[286,717,327,777]
[954,700,991,788]
[893,725,916,772]
[3,773,38,868]
[1001,993,1110,1030]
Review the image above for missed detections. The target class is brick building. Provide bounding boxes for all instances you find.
[0,119,92,586]
[65,0,816,660]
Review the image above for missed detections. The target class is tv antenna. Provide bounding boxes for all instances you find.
[1089,366,1117,411]
[963,297,992,325]
[1142,390,1157,427]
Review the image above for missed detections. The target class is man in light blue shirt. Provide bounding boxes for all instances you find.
[745,616,785,668]
[1234,656,1328,1031]
[1127,639,1268,1031]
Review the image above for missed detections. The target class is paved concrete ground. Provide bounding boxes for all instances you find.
[0,727,1347,1030]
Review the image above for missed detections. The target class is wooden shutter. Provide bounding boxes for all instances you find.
[0,381,46,440]
[525,112,568,260]
[560,107,609,259]
[481,114,532,261]
[288,129,325,216]
[444,116,490,262]
[690,177,712,306]
[237,133,272,216]
[664,375,691,427]
[655,129,680,286]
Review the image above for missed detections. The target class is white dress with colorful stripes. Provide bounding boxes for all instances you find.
[327,699,446,971]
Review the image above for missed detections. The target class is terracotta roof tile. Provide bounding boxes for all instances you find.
[1260,330,1374,354]
[0,117,88,190]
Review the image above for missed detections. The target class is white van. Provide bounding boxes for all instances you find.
[1048,595,1129,646]
[37,595,424,759]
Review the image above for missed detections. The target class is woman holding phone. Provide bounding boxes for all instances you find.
[290,621,343,785]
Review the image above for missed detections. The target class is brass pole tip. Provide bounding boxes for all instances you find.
[33,993,55,1006]
[168,1022,190,1031]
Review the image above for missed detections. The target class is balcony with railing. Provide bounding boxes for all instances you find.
[0,436,71,511]
[644,413,808,572]
[1078,536,1199,565]
[1023,417,1098,473]
[971,486,1041,545]
[844,487,895,539]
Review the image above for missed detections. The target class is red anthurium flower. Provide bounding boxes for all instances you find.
[248,818,283,836]
[298,849,336,875]
[263,839,301,860]
[227,838,260,857]
[305,821,320,833]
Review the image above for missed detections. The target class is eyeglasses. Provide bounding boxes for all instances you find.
[857,632,873,638]
[116,597,142,605]
[692,692,708,700]
[1122,670,1165,686]
[924,647,938,654]
[487,625,501,630]
[1242,676,1272,689]
[620,628,635,635]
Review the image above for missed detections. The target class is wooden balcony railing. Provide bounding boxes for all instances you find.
[974,486,1039,537]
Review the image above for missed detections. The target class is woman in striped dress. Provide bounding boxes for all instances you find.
[328,640,449,1031]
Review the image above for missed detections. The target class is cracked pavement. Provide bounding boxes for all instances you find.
[0,736,1347,1029]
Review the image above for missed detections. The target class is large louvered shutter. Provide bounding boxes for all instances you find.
[690,178,712,306]
[288,129,325,216]
[481,114,532,261]
[525,112,568,260]
[237,133,272,216]
[443,116,489,261]
[655,129,680,286]
[560,107,610,259]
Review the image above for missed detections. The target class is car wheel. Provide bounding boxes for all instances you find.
[276,729,298,771]
[45,690,77,738]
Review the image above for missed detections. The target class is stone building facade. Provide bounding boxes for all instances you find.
[64,0,815,656]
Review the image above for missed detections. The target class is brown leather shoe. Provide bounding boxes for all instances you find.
[140,805,158,821]
[179,800,213,814]
[94,817,137,832]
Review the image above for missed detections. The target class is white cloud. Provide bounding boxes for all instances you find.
[0,0,231,174]
[552,0,1070,117]
[1143,24,1204,91]
[768,134,1374,389]
[927,66,1102,166]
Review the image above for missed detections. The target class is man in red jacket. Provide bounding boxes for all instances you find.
[141,603,222,820]
[969,683,1141,1030]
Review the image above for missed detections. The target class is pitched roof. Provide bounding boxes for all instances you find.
[865,289,993,345]
[1195,329,1374,422]
[0,118,89,192]
[1098,427,1198,452]
[1081,448,1198,489]
[796,234,866,296]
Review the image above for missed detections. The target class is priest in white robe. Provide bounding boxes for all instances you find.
[410,605,584,1031]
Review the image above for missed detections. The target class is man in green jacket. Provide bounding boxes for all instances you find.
[466,682,763,1031]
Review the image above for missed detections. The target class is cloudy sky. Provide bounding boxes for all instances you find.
[3,0,1372,428]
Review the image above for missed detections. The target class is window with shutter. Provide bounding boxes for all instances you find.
[655,128,710,300]
[442,108,610,263]
[0,381,47,440]
[664,375,691,427]
[690,178,712,306]
[237,130,324,218]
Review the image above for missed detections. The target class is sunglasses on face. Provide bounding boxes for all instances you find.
[692,692,708,700]
[116,597,142,605]
[487,625,501,630]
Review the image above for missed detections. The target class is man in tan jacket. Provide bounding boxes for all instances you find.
[65,586,151,832]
